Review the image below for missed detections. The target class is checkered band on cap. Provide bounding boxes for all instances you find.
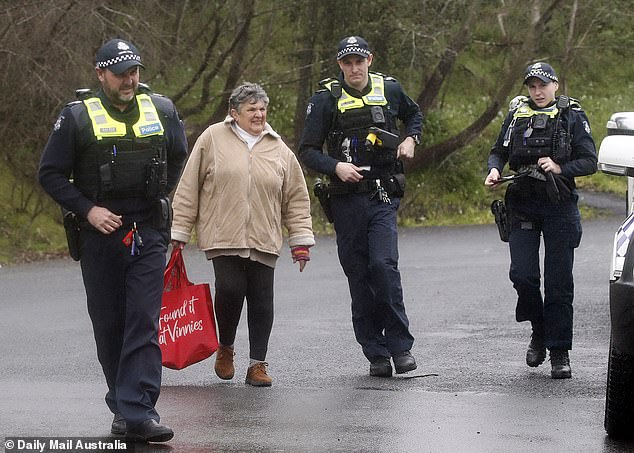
[525,68,558,82]
[337,46,371,60]
[96,53,142,69]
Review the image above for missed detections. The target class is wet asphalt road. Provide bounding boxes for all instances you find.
[2,213,634,452]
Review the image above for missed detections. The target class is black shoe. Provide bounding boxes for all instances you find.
[550,349,572,379]
[393,351,417,374]
[369,357,392,377]
[111,413,126,435]
[526,335,546,367]
[125,419,174,443]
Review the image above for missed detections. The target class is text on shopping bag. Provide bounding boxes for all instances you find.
[159,294,207,346]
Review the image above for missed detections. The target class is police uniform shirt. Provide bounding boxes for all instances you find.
[488,98,597,181]
[39,88,188,220]
[299,73,423,176]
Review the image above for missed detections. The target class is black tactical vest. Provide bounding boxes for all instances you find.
[70,96,167,201]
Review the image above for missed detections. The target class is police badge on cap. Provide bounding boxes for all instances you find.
[523,62,558,84]
[337,36,372,60]
[95,39,144,74]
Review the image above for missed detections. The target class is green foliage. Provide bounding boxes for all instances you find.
[0,165,67,265]
[3,0,634,263]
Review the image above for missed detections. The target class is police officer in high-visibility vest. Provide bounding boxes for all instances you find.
[38,39,187,441]
[299,36,423,378]
[485,62,597,379]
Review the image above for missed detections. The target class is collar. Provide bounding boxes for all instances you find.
[223,116,280,139]
[96,89,138,116]
[527,99,557,111]
[339,73,372,97]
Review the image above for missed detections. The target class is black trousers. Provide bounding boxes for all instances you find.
[331,193,414,362]
[507,192,582,350]
[212,256,274,361]
[79,226,166,426]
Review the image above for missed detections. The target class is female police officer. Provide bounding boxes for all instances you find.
[484,62,597,379]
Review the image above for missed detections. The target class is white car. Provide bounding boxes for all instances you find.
[597,111,634,438]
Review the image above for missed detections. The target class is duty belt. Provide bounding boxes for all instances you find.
[328,179,382,195]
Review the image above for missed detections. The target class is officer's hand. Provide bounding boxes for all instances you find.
[397,137,416,160]
[87,206,122,234]
[484,168,501,187]
[335,162,364,183]
[537,157,562,175]
[171,240,186,250]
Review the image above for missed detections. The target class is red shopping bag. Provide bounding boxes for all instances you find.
[160,247,218,369]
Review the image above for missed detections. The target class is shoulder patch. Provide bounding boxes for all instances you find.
[583,120,591,135]
[53,113,65,132]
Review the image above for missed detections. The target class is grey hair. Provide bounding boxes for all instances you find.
[228,82,269,113]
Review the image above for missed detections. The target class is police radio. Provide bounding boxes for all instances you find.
[557,95,570,109]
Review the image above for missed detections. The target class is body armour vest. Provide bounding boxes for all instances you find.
[72,94,168,201]
[505,102,566,170]
[323,73,398,169]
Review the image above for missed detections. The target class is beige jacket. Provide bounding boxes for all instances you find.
[171,118,314,262]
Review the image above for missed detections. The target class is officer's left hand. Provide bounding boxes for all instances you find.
[87,206,122,234]
[537,157,562,175]
[397,137,416,160]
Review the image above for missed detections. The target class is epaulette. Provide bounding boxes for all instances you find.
[138,82,152,94]
[508,95,528,111]
[318,77,341,98]
[371,71,397,82]
[318,77,337,87]
[75,88,93,100]
[569,97,582,110]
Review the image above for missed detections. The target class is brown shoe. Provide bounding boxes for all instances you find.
[245,362,272,387]
[214,345,235,380]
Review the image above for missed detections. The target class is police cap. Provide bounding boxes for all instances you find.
[523,62,558,84]
[337,36,371,60]
[95,39,144,74]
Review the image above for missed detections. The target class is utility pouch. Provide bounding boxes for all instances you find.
[326,130,344,157]
[313,179,334,223]
[98,162,113,196]
[146,158,161,198]
[490,200,509,242]
[545,172,561,203]
[62,208,81,261]
[384,173,406,197]
[153,196,172,232]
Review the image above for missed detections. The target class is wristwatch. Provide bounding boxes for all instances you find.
[408,134,421,145]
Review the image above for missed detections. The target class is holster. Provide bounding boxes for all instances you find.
[490,200,509,242]
[383,173,406,198]
[313,179,334,223]
[152,196,172,233]
[62,208,81,261]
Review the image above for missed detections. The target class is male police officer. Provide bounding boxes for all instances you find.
[38,39,187,441]
[299,36,423,377]
[484,62,597,379]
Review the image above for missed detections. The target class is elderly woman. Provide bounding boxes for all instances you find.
[171,82,314,386]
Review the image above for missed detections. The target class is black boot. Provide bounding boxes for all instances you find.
[526,333,546,367]
[550,349,572,379]
[369,357,392,377]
